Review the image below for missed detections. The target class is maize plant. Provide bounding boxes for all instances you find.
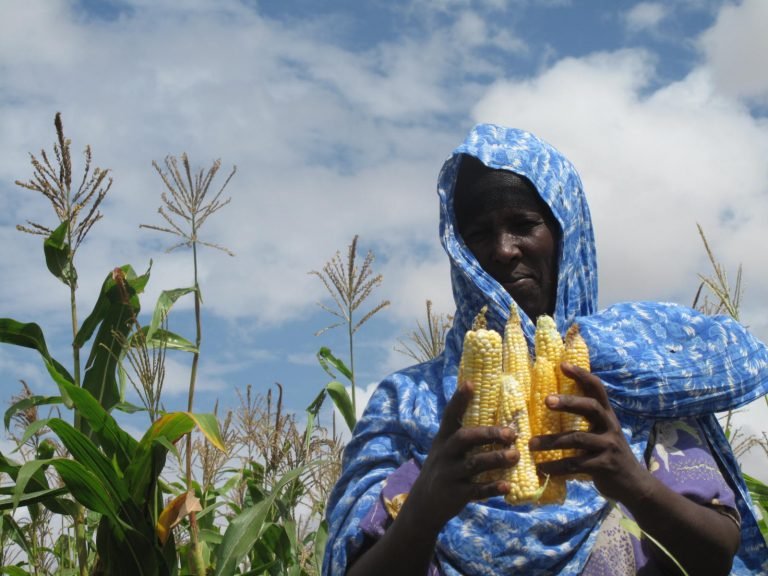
[458,304,591,506]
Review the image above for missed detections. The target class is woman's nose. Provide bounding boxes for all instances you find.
[492,232,522,262]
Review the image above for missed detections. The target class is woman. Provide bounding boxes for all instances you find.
[323,124,768,575]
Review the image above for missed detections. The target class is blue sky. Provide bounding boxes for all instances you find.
[1,0,767,476]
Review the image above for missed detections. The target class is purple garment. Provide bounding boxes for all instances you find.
[358,460,442,576]
[582,417,739,575]
[358,418,738,575]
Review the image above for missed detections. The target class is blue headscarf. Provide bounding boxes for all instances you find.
[324,124,768,575]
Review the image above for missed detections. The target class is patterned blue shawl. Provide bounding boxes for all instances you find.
[324,124,768,575]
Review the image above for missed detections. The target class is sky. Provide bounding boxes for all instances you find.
[0,0,767,479]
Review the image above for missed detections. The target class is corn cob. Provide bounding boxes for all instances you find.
[459,307,503,483]
[499,374,539,504]
[534,314,564,366]
[459,307,503,430]
[503,303,532,402]
[560,324,591,436]
[529,355,562,464]
[458,307,591,505]
[531,315,567,504]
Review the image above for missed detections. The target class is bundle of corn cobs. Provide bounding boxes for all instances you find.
[459,304,591,506]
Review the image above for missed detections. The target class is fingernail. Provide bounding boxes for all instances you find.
[529,437,540,450]
[502,428,515,443]
[546,394,559,408]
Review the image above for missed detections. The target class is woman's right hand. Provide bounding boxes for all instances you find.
[407,381,520,533]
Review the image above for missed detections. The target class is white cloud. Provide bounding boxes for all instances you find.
[0,0,526,332]
[1,1,767,470]
[469,50,768,339]
[698,0,768,104]
[624,2,669,34]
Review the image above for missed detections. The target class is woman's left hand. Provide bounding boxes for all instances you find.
[529,363,652,502]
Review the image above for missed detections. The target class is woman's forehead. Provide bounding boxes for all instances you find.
[453,157,554,225]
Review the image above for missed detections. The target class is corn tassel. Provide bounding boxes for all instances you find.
[499,375,539,504]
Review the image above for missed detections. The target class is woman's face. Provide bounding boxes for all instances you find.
[454,164,560,320]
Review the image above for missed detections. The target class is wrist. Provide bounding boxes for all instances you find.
[613,464,659,512]
[400,481,449,539]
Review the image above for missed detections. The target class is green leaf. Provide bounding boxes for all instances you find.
[0,319,74,397]
[146,287,195,342]
[0,487,69,511]
[112,401,147,414]
[186,413,226,453]
[1,513,33,560]
[305,387,327,420]
[75,264,150,348]
[78,264,150,417]
[13,418,52,451]
[95,510,160,576]
[198,528,223,546]
[4,395,62,430]
[213,465,307,576]
[43,220,77,286]
[46,418,131,505]
[326,381,356,431]
[14,458,119,521]
[744,473,768,500]
[250,522,292,568]
[312,520,328,575]
[0,452,76,516]
[144,328,197,353]
[0,566,33,576]
[317,347,352,382]
[124,413,196,505]
[59,381,137,471]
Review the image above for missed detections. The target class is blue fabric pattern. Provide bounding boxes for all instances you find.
[323,124,768,575]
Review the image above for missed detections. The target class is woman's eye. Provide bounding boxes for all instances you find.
[513,218,541,231]
[464,230,484,242]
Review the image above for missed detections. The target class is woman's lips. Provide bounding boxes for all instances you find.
[501,277,534,290]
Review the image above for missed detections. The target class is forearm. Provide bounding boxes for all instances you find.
[346,493,442,576]
[345,383,517,576]
[620,472,739,576]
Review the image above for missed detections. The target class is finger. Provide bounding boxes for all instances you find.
[437,380,474,440]
[530,430,604,453]
[462,447,519,477]
[543,393,604,426]
[451,425,516,454]
[537,454,587,477]
[469,479,510,501]
[560,363,611,409]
